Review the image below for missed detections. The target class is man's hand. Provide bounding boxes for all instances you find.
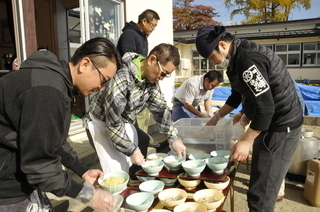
[205,110,221,126]
[170,140,187,157]
[130,148,145,166]
[82,169,104,188]
[230,139,251,162]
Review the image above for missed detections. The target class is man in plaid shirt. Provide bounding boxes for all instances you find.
[85,43,186,179]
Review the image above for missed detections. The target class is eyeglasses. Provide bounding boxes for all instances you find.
[148,21,157,29]
[157,61,171,78]
[91,61,108,86]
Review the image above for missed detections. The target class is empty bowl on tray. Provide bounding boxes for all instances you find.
[193,189,225,211]
[204,176,230,191]
[147,153,168,161]
[141,160,164,176]
[188,152,211,161]
[210,150,231,158]
[173,202,207,212]
[182,160,206,177]
[126,192,154,212]
[136,175,156,182]
[158,188,187,210]
[177,173,201,190]
[163,155,185,171]
[167,150,178,156]
[98,171,129,194]
[158,177,178,186]
[139,180,165,197]
[205,157,229,174]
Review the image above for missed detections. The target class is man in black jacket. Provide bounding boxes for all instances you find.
[117,9,160,57]
[195,25,303,212]
[0,37,122,212]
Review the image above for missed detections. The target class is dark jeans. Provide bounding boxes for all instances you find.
[248,126,301,212]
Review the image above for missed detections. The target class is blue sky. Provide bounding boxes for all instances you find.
[193,0,320,26]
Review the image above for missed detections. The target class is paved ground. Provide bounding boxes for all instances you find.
[221,122,320,212]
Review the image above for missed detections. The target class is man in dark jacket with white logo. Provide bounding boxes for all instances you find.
[0,37,122,212]
[195,25,303,212]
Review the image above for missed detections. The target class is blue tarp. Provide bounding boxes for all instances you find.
[174,84,320,116]
[211,84,320,117]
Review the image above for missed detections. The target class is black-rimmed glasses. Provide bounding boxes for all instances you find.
[91,61,108,86]
[157,61,171,78]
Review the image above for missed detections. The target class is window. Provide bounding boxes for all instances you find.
[275,44,301,67]
[303,42,319,66]
[191,51,220,76]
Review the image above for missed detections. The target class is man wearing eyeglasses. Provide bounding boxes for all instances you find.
[117,9,159,57]
[85,43,187,182]
[117,9,161,149]
[0,37,123,212]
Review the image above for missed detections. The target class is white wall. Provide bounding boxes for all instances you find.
[124,0,175,108]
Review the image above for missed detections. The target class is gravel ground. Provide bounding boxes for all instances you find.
[221,124,320,212]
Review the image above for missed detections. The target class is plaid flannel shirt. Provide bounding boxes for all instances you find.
[86,52,181,156]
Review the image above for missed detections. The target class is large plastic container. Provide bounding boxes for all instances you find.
[303,157,320,207]
[174,118,234,152]
[174,118,233,140]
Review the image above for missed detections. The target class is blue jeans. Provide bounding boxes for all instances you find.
[248,126,301,212]
[172,98,199,122]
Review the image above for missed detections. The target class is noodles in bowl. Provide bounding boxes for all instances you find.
[98,171,129,194]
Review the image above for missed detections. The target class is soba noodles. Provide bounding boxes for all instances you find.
[101,176,125,186]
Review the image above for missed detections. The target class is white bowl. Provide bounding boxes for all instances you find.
[182,160,206,177]
[158,188,187,210]
[193,189,225,211]
[173,202,207,212]
[98,171,129,194]
[126,192,154,212]
[158,177,178,186]
[111,194,124,212]
[205,157,229,174]
[167,150,178,156]
[141,160,164,176]
[163,155,185,171]
[136,175,156,182]
[210,150,231,158]
[177,173,201,190]
[188,152,211,161]
[204,176,230,191]
[147,153,168,161]
[139,180,165,197]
